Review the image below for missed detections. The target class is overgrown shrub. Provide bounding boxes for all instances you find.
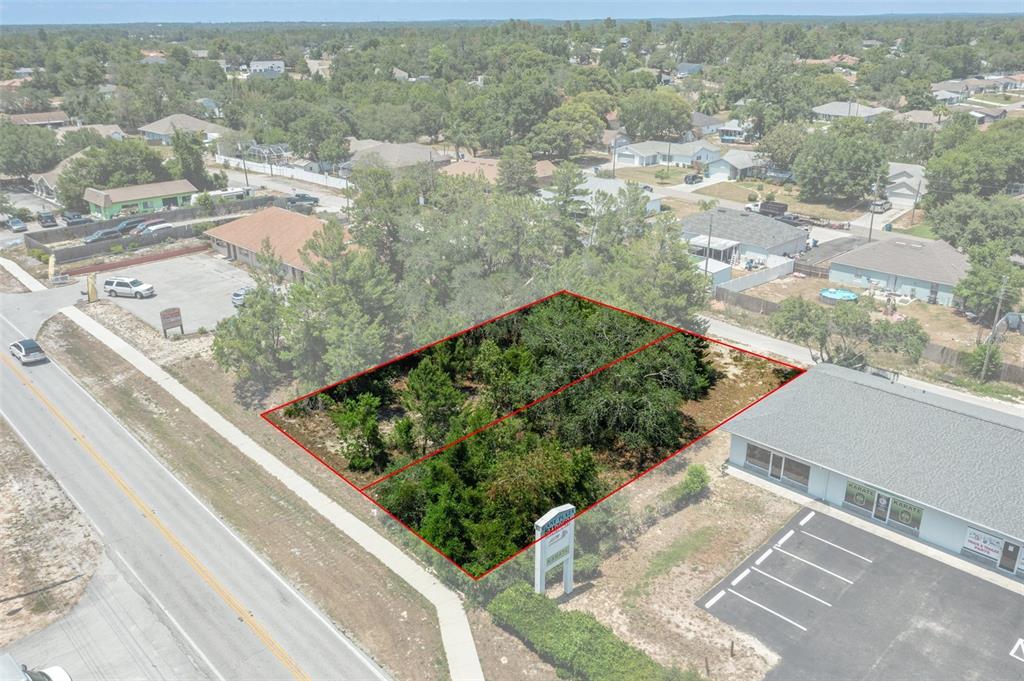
[574,553,602,580]
[656,464,711,515]
[963,343,1001,381]
[488,582,701,681]
[28,247,48,263]
[746,192,758,202]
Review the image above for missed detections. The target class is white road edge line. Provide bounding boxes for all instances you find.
[9,311,391,681]
[115,550,229,681]
[751,567,832,607]
[775,547,854,584]
[727,589,807,631]
[755,548,773,566]
[799,511,816,526]
[776,529,795,547]
[731,568,751,586]
[706,590,727,608]
[800,530,874,563]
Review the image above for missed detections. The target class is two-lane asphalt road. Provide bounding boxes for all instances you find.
[0,309,389,681]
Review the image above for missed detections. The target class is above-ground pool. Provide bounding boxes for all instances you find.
[820,288,859,303]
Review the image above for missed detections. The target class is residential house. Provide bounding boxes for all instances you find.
[717,118,755,143]
[706,149,766,180]
[305,58,332,79]
[439,157,557,186]
[540,175,662,216]
[190,49,210,59]
[13,67,41,78]
[828,238,968,306]
[675,62,703,77]
[139,113,232,145]
[894,109,945,129]
[249,60,285,78]
[724,363,1024,580]
[601,129,632,153]
[861,39,883,49]
[950,104,1008,126]
[931,89,963,105]
[97,83,119,98]
[680,208,807,262]
[139,55,167,65]
[690,111,724,139]
[392,67,410,82]
[6,110,70,128]
[206,207,336,282]
[695,257,733,288]
[83,179,197,219]
[619,37,632,48]
[614,140,722,167]
[341,138,452,174]
[886,163,928,206]
[29,149,88,201]
[195,97,222,119]
[812,101,892,122]
[55,123,125,141]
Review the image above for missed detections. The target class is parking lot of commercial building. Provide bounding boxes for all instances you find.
[703,510,1024,680]
[103,252,253,334]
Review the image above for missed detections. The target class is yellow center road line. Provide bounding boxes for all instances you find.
[2,354,311,681]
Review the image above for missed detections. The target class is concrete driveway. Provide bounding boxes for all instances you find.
[4,189,61,235]
[103,253,254,334]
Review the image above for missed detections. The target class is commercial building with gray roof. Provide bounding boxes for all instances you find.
[725,363,1024,579]
[680,207,807,260]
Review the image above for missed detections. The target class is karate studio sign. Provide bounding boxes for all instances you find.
[534,503,576,595]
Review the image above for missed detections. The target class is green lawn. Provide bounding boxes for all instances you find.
[895,222,937,239]
[614,165,689,185]
[624,526,717,606]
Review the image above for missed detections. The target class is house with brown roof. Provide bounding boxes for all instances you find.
[83,179,197,219]
[438,157,557,186]
[6,110,70,128]
[29,149,89,200]
[205,206,338,282]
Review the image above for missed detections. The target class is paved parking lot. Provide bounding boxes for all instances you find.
[104,253,254,334]
[702,510,1024,680]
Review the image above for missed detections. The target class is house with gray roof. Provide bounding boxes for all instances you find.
[341,138,452,174]
[690,111,724,138]
[725,363,1024,579]
[249,60,285,79]
[540,175,662,216]
[828,237,967,306]
[680,207,807,261]
[614,139,722,167]
[812,101,892,122]
[706,149,766,180]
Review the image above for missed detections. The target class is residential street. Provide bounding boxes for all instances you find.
[0,305,390,681]
[221,168,351,212]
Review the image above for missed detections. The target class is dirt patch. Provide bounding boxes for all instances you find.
[83,300,213,366]
[0,266,29,293]
[747,274,866,305]
[0,420,102,647]
[37,315,448,681]
[562,433,797,681]
[661,197,702,219]
[695,182,864,221]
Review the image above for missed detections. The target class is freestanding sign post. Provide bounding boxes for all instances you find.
[160,307,184,338]
[534,503,576,595]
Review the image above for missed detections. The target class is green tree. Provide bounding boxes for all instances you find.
[56,138,170,211]
[529,101,604,159]
[497,145,539,195]
[169,128,221,191]
[953,242,1023,324]
[756,121,806,171]
[617,87,692,141]
[402,357,463,452]
[769,297,927,368]
[927,194,1024,252]
[0,120,60,178]
[792,118,887,203]
[695,91,723,115]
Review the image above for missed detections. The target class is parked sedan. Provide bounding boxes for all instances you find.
[83,227,123,244]
[286,193,319,207]
[139,221,173,235]
[9,339,47,365]
[7,218,27,233]
[114,217,146,234]
[683,174,702,185]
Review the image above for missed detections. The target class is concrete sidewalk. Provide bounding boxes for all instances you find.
[59,305,484,681]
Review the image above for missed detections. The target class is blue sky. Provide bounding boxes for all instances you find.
[1,1,1021,25]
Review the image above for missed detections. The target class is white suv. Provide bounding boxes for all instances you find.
[103,276,156,299]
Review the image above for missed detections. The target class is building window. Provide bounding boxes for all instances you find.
[782,458,811,488]
[844,480,876,513]
[745,443,771,471]
[888,497,923,532]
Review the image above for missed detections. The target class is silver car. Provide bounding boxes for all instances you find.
[9,338,46,364]
[103,276,156,299]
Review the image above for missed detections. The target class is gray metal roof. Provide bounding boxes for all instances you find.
[680,208,806,251]
[725,364,1024,540]
[831,238,968,286]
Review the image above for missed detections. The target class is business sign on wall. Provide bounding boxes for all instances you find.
[963,526,1004,560]
[534,503,575,595]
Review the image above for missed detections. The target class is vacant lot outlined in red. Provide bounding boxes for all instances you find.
[262,290,804,580]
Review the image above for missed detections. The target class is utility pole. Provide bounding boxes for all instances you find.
[867,205,876,243]
[909,178,923,226]
[980,275,1009,382]
[704,210,714,279]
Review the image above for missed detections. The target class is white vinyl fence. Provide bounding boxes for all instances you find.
[215,155,351,190]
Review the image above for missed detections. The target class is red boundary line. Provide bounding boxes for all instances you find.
[259,290,807,580]
[362,329,679,491]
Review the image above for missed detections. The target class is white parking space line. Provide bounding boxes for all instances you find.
[800,530,873,563]
[775,547,854,584]
[776,529,795,547]
[727,589,807,631]
[706,590,727,608]
[751,567,833,607]
[799,511,816,526]
[731,568,751,586]
[755,548,773,565]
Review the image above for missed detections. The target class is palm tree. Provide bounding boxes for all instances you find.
[696,91,723,115]
[931,103,950,124]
